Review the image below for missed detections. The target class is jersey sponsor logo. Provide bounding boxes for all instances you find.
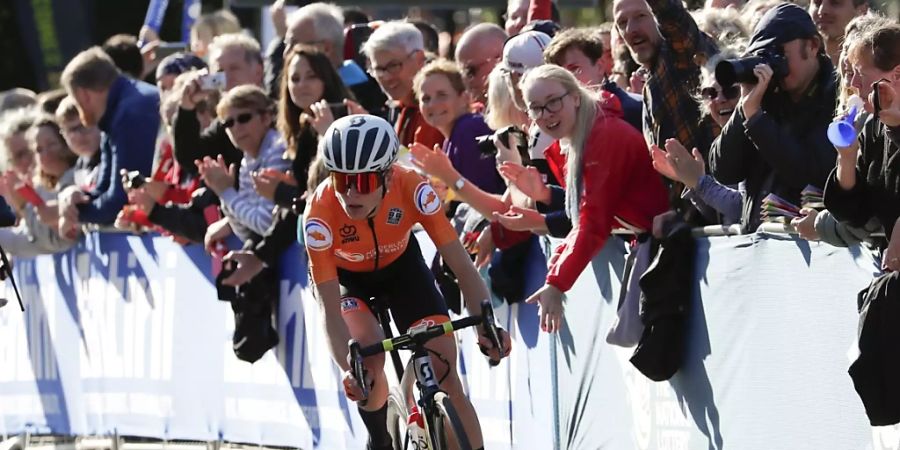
[335,249,365,262]
[414,182,441,216]
[387,207,403,225]
[340,224,359,244]
[340,297,361,313]
[305,218,333,251]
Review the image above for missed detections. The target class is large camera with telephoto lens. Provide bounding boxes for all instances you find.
[475,125,528,158]
[715,48,789,87]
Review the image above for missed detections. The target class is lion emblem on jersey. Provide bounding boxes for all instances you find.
[414,182,441,215]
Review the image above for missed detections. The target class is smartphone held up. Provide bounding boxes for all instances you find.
[199,72,227,91]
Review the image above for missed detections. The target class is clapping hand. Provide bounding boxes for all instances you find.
[196,155,236,195]
[650,138,706,189]
[409,143,458,184]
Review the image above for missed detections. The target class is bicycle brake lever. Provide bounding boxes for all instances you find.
[348,340,369,401]
[480,300,503,367]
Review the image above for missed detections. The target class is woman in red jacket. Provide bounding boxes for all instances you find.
[520,64,669,333]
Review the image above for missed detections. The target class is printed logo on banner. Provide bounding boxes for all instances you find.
[387,208,403,225]
[414,182,441,215]
[340,225,359,244]
[305,219,332,251]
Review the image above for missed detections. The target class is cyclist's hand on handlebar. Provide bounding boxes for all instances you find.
[342,369,367,402]
[477,326,512,363]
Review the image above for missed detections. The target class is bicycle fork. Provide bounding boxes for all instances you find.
[412,348,441,449]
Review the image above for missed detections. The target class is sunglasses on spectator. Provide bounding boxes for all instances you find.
[700,85,740,101]
[220,112,260,129]
[331,171,385,195]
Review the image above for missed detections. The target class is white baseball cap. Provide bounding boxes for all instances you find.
[501,30,551,74]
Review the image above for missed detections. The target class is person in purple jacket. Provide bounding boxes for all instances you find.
[411,59,505,195]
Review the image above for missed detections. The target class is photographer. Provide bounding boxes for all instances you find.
[709,3,838,232]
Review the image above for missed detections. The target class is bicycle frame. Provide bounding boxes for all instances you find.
[349,300,504,450]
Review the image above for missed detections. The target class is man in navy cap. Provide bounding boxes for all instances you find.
[709,3,838,232]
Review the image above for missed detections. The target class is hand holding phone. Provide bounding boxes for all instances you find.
[199,72,227,91]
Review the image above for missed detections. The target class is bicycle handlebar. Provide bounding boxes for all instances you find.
[348,300,504,400]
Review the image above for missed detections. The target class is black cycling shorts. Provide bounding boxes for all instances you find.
[337,236,449,333]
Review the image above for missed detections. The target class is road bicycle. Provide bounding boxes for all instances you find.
[349,300,503,450]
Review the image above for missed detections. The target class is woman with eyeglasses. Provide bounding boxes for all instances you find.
[518,64,668,333]
[411,59,505,195]
[826,24,900,272]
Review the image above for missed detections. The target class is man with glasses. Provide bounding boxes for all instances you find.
[362,21,443,150]
[455,23,507,106]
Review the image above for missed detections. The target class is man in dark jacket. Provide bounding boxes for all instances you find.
[60,47,159,226]
[709,3,838,232]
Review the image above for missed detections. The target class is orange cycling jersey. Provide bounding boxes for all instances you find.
[303,165,458,284]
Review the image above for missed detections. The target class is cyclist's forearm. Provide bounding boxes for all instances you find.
[316,280,352,372]
[437,241,491,314]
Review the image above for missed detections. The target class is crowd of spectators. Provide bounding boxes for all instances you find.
[0,0,899,361]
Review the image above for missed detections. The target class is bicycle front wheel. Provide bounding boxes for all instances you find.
[427,391,472,450]
[386,387,408,450]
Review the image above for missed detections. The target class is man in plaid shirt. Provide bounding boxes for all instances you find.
[614,0,719,224]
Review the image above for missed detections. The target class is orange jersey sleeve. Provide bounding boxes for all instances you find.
[303,183,340,285]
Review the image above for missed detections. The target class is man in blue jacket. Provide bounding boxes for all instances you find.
[59,47,159,227]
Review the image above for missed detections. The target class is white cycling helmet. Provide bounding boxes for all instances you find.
[322,114,399,174]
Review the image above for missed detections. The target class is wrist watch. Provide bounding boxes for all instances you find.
[453,177,465,191]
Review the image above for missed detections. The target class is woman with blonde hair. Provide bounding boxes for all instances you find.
[515,65,668,332]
